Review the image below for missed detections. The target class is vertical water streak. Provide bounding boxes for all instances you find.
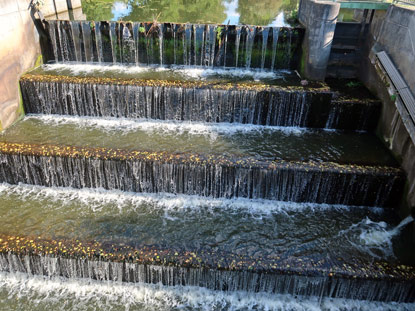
[48,21,59,61]
[235,26,241,67]
[122,23,135,64]
[245,26,256,69]
[223,29,228,68]
[194,25,204,66]
[173,24,177,65]
[158,23,164,65]
[271,27,280,70]
[133,23,139,65]
[57,21,67,61]
[110,22,118,63]
[261,27,269,70]
[285,28,292,68]
[95,22,103,63]
[81,22,93,62]
[210,25,217,66]
[204,25,216,66]
[70,21,82,62]
[185,24,192,65]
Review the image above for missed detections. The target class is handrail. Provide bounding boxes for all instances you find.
[376,51,415,127]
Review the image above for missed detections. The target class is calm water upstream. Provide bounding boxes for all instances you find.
[79,0,299,26]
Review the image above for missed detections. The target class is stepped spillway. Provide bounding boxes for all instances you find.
[20,64,380,130]
[0,183,414,302]
[2,15,414,308]
[0,116,404,206]
[1,115,398,166]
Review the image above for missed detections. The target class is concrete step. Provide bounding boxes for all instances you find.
[20,63,380,131]
[0,133,404,206]
[0,183,414,301]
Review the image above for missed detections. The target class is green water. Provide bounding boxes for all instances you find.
[79,0,299,26]
[28,63,308,87]
[0,115,397,166]
[0,183,404,262]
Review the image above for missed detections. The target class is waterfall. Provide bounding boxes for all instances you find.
[271,27,279,70]
[44,21,304,70]
[19,77,330,126]
[0,253,414,302]
[70,21,82,62]
[110,23,117,63]
[244,26,256,69]
[325,100,380,131]
[20,75,380,130]
[81,22,93,62]
[235,26,241,67]
[261,28,269,70]
[0,150,403,207]
[158,24,164,66]
[94,22,103,63]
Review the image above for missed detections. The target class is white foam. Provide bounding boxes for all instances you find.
[41,63,291,81]
[337,216,414,260]
[0,272,412,311]
[24,114,307,138]
[0,183,377,217]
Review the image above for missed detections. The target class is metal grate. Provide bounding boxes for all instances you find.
[376,51,415,124]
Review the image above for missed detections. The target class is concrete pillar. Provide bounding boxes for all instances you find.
[299,0,340,80]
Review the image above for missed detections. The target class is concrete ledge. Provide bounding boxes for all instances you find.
[0,141,405,206]
[1,235,415,301]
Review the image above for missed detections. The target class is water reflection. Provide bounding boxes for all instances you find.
[80,0,298,26]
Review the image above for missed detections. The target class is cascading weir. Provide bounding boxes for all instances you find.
[44,21,304,70]
[1,15,414,308]
[1,235,415,302]
[0,142,404,207]
[19,71,381,130]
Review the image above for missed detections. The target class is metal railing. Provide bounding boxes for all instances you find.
[376,51,415,126]
[393,0,415,6]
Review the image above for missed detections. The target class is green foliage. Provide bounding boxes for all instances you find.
[346,81,363,88]
[215,26,223,45]
[82,0,120,21]
[390,94,397,102]
[238,0,294,25]
[124,0,226,24]
[139,26,145,33]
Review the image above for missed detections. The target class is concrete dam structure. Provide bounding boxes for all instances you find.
[0,0,415,309]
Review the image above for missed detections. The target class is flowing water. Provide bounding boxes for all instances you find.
[21,64,380,130]
[79,0,298,27]
[1,272,414,311]
[45,21,303,69]
[0,115,397,166]
[4,4,415,307]
[0,183,404,262]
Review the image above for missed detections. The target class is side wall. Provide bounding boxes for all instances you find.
[360,5,415,212]
[0,0,41,130]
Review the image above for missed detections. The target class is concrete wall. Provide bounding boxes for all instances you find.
[42,0,82,18]
[372,6,415,95]
[359,5,415,212]
[0,0,41,130]
[298,0,340,80]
